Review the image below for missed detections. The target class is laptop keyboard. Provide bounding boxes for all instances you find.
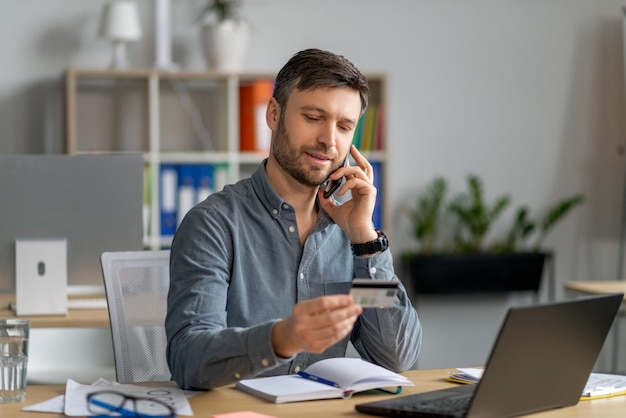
[374,393,472,417]
[408,394,471,415]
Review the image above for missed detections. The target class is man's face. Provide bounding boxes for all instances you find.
[269,87,362,187]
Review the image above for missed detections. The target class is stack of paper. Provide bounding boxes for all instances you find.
[448,368,626,400]
[448,368,483,384]
[581,373,626,399]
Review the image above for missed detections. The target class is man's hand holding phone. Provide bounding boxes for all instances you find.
[321,156,348,199]
[318,145,378,244]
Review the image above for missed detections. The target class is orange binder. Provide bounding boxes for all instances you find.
[239,80,274,152]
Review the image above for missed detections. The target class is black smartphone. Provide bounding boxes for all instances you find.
[321,156,348,199]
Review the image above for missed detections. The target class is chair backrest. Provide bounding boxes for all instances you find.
[100,250,171,383]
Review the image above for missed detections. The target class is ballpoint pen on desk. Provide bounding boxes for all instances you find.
[297,371,340,388]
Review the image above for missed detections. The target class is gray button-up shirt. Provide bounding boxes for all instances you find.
[166,161,421,390]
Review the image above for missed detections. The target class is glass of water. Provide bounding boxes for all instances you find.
[0,319,29,403]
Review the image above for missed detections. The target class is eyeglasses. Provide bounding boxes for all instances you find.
[87,390,177,418]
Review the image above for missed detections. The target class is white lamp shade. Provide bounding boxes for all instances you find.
[100,1,142,41]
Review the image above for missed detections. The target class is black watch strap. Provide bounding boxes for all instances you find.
[351,229,389,256]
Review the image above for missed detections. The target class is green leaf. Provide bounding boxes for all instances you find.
[533,194,585,250]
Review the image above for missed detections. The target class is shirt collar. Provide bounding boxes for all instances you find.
[251,159,334,228]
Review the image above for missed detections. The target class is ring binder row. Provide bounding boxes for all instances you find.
[155,161,384,237]
[352,104,385,152]
[152,161,384,243]
[156,163,229,239]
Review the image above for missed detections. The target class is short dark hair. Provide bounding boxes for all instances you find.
[273,48,369,115]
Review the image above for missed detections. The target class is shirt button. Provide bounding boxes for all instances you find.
[261,358,269,367]
[234,372,241,379]
[294,366,301,373]
[282,203,289,209]
[370,267,377,274]
[288,226,296,233]
[299,273,304,280]
[272,208,278,215]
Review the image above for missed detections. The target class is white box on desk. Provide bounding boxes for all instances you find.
[15,238,68,315]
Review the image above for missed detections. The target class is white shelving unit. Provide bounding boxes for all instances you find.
[65,68,388,249]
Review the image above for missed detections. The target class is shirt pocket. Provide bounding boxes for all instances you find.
[323,281,352,295]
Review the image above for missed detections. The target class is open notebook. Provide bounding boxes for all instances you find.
[236,357,413,403]
[356,293,623,417]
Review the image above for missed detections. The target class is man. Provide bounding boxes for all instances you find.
[166,48,421,390]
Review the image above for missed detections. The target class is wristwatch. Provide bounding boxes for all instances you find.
[351,229,389,256]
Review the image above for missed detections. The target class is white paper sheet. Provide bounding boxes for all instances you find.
[22,395,65,413]
[64,379,194,416]
[22,378,194,416]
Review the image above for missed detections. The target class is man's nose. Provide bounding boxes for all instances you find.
[318,122,337,148]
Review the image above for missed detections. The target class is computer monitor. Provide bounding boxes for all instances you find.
[0,154,144,293]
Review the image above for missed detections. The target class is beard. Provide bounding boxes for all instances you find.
[271,113,342,188]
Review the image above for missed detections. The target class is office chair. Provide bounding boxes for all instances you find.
[100,250,171,383]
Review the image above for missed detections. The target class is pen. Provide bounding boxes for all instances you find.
[297,371,340,388]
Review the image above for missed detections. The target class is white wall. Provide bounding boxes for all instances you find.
[2,0,626,374]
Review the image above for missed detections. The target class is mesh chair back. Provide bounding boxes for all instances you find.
[100,250,171,383]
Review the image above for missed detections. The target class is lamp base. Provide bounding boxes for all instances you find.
[154,0,178,71]
[111,41,129,69]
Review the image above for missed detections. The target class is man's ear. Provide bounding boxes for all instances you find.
[266,97,279,131]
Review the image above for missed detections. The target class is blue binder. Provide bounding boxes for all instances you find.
[371,162,383,229]
[159,164,178,237]
[196,164,214,204]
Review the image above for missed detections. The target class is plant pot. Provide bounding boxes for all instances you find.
[202,19,249,71]
[405,252,549,295]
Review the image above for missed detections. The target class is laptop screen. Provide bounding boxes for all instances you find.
[356,293,623,418]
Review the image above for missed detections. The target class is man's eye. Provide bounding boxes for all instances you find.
[338,125,352,132]
[304,115,320,122]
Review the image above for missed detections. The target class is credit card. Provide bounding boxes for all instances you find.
[349,279,399,308]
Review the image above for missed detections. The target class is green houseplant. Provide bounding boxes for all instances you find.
[199,0,242,22]
[404,174,584,294]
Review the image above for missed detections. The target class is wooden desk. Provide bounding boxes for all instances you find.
[564,281,626,300]
[0,294,110,328]
[2,369,626,417]
[563,281,626,315]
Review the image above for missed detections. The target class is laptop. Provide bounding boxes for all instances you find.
[356,293,624,418]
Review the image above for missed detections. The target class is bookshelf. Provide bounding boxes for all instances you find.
[64,68,388,249]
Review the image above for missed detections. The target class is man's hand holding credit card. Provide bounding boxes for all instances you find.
[350,279,399,308]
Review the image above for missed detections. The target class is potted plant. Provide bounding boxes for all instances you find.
[403,174,584,294]
[199,0,249,71]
